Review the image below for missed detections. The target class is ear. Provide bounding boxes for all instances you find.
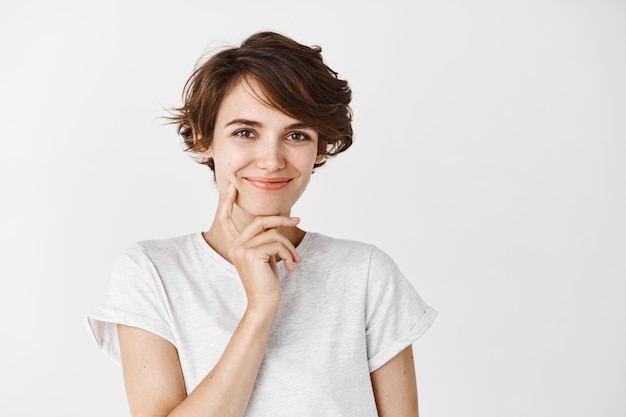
[195,135,212,158]
[315,139,328,164]
[200,147,213,159]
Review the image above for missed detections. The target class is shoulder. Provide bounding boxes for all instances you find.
[304,232,375,258]
[137,232,197,253]
[109,233,209,293]
[116,233,200,267]
[303,232,397,269]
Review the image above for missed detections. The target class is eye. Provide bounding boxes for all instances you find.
[234,129,255,138]
[287,132,311,142]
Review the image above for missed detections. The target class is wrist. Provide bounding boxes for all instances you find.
[244,300,280,323]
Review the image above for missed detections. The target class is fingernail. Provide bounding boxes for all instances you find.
[290,217,300,221]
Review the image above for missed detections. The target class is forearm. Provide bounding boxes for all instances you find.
[168,305,277,417]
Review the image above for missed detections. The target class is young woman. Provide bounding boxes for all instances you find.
[86,31,437,417]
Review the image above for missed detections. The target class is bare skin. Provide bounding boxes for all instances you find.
[371,345,420,417]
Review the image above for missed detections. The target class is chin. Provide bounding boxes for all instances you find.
[237,198,292,217]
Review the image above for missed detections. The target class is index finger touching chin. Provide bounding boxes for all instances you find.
[218,183,237,220]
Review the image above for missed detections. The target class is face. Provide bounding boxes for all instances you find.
[202,78,324,218]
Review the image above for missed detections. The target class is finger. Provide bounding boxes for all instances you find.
[217,183,236,220]
[271,242,301,271]
[236,215,300,244]
[240,228,301,264]
[217,183,239,236]
[283,257,296,272]
[254,241,300,271]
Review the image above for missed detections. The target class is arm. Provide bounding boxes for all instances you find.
[118,302,278,417]
[118,184,301,417]
[370,345,420,417]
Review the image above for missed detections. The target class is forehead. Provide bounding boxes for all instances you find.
[216,78,304,126]
[222,78,269,109]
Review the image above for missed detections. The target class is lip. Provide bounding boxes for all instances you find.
[245,177,292,191]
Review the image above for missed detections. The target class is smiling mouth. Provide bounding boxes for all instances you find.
[245,177,292,191]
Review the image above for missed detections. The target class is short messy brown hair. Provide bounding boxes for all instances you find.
[168,31,353,171]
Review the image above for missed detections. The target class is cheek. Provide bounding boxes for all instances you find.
[303,152,321,172]
[213,147,242,172]
[212,151,253,191]
[291,147,319,168]
[212,157,235,188]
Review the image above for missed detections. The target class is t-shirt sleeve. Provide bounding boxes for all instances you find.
[365,246,437,372]
[84,243,175,367]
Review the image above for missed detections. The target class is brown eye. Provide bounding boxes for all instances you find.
[287,132,310,141]
[234,129,255,138]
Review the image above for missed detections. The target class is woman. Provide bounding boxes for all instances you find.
[86,30,437,417]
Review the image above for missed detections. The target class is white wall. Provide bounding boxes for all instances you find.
[1,0,624,416]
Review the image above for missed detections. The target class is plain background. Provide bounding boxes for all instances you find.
[1,0,624,416]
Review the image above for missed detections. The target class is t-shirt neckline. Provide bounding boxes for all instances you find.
[193,231,315,272]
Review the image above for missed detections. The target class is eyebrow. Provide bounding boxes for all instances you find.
[224,118,261,128]
[224,118,314,130]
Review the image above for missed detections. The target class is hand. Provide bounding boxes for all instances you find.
[215,183,301,310]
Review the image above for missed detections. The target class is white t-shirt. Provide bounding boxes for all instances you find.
[86,232,437,416]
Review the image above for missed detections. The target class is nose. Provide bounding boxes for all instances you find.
[256,137,286,171]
